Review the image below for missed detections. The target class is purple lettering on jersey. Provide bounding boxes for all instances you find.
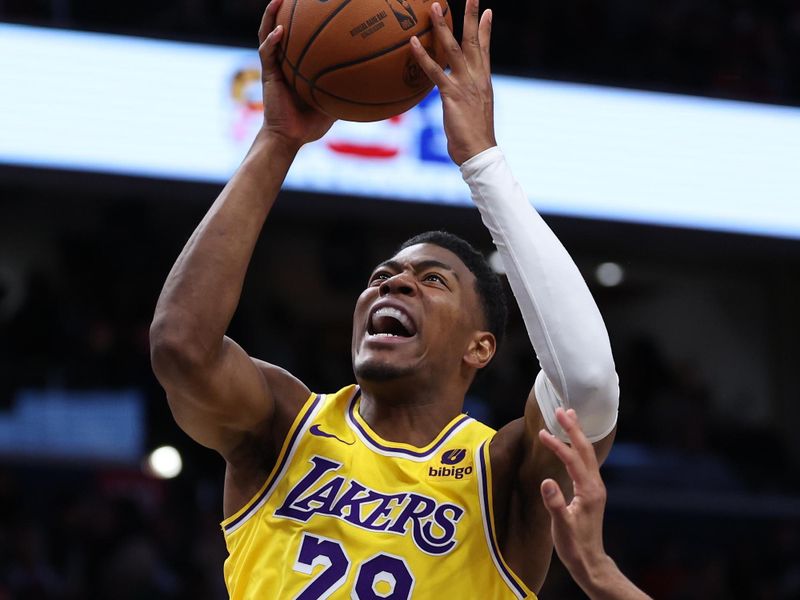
[293,476,345,514]
[360,492,406,531]
[275,455,341,521]
[275,455,464,555]
[329,480,370,524]
[388,495,464,555]
[422,504,464,554]
[387,494,435,536]
[330,482,408,531]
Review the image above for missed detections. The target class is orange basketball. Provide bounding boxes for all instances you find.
[276,0,453,122]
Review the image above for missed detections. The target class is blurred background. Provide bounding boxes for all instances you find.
[1,1,800,598]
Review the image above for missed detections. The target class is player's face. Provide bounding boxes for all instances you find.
[352,243,487,383]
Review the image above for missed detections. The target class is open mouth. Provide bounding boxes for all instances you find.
[367,306,417,339]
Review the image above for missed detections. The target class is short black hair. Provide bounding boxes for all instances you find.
[397,231,507,348]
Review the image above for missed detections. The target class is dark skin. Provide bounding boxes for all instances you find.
[149,0,614,594]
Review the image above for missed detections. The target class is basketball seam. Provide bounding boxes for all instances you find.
[313,82,431,109]
[307,17,442,107]
[311,3,448,85]
[280,0,300,87]
[281,52,432,108]
[291,0,354,94]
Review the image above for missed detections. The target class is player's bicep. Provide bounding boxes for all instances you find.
[155,335,278,458]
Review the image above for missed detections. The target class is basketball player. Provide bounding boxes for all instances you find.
[150,0,619,597]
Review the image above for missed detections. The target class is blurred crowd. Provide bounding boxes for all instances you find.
[1,0,799,106]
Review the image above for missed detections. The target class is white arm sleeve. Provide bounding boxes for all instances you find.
[461,146,619,443]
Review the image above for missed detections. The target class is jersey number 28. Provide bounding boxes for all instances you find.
[293,533,415,599]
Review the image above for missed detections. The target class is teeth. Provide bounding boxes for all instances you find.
[372,333,399,337]
[373,307,414,333]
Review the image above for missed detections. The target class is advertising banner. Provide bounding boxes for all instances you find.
[1,24,799,238]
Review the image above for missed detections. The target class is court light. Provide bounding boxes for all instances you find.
[145,445,183,479]
[595,262,625,287]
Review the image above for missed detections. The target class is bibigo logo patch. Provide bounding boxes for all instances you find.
[428,448,473,481]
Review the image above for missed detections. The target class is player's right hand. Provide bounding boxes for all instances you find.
[258,0,336,152]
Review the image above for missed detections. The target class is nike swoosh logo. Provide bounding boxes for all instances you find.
[309,424,354,446]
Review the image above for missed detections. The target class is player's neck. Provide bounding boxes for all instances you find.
[357,381,466,447]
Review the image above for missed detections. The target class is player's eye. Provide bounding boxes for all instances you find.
[423,273,446,285]
[369,271,391,285]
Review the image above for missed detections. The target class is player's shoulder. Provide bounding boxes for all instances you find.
[250,360,312,449]
[488,417,527,471]
[251,360,309,404]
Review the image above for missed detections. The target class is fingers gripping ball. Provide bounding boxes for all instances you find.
[276,0,453,122]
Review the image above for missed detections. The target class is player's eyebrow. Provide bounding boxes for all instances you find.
[373,259,461,281]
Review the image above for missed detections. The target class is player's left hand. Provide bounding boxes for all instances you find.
[409,0,496,166]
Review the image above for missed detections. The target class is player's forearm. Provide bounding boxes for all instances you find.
[461,147,618,442]
[151,131,296,364]
[578,555,652,600]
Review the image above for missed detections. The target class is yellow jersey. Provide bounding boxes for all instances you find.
[221,385,535,599]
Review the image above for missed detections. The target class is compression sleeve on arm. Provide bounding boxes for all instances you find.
[461,146,618,443]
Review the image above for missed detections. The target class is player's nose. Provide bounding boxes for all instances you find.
[379,272,416,297]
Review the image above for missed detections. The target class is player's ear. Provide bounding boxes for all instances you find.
[464,331,496,370]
